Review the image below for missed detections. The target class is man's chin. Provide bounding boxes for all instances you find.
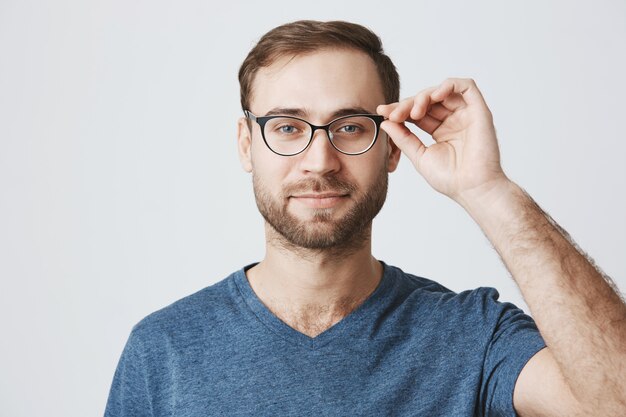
[269,212,345,247]
[278,227,349,250]
[290,207,332,219]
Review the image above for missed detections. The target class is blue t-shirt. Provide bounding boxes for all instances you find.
[105,262,546,416]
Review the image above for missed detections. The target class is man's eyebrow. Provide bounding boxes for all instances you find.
[264,107,307,117]
[263,107,375,119]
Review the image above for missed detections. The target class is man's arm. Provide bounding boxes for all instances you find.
[377,78,626,416]
[461,179,626,416]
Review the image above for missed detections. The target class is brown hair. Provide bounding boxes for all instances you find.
[238,20,400,112]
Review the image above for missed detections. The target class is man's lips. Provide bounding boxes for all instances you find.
[291,193,348,198]
[289,193,349,209]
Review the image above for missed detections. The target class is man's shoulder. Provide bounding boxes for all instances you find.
[387,263,508,315]
[388,263,460,300]
[394,267,453,294]
[130,268,241,342]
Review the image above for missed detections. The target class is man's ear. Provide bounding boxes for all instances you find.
[237,117,253,173]
[386,132,401,173]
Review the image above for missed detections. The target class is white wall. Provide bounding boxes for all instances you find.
[0,0,624,416]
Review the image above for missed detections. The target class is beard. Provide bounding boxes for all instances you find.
[252,164,389,255]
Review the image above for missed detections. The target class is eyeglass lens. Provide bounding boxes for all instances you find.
[263,116,377,155]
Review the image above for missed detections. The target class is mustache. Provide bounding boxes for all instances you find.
[283,176,357,197]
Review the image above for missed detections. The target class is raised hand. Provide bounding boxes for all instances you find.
[377,78,510,206]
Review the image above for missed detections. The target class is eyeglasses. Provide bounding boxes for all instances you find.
[244,110,385,156]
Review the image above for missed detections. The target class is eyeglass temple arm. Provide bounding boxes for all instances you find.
[243,110,256,121]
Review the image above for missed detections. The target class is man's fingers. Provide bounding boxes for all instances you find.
[431,78,487,109]
[409,87,439,120]
[414,114,442,135]
[377,87,439,123]
[377,97,411,119]
[424,103,451,122]
[388,97,416,122]
[377,78,487,128]
[380,120,426,170]
[438,93,466,112]
[376,102,399,117]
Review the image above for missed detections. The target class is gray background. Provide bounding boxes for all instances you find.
[1,0,624,416]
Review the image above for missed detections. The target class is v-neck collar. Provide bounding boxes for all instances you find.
[232,261,396,350]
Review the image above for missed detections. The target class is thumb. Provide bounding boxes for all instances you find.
[381,120,426,172]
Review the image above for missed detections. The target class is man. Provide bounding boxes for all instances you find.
[105,20,626,416]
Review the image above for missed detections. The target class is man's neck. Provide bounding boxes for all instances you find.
[245,227,383,337]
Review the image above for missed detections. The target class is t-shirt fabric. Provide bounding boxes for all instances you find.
[104,261,546,417]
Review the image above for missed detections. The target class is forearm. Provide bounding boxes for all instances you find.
[459,179,626,411]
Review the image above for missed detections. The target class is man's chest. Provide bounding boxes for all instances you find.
[152,337,483,416]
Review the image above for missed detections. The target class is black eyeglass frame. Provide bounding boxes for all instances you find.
[244,110,385,156]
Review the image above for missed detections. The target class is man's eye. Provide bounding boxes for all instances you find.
[337,125,361,134]
[277,125,298,134]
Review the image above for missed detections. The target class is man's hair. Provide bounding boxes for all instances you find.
[238,20,400,112]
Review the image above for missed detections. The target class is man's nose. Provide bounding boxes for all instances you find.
[297,128,341,175]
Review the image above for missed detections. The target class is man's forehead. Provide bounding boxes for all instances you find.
[249,48,385,119]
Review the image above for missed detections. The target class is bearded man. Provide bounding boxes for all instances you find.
[105,20,626,417]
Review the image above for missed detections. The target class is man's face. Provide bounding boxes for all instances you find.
[237,48,400,251]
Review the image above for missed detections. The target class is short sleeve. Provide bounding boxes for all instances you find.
[104,328,154,417]
[478,289,546,417]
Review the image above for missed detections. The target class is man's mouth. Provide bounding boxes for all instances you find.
[289,193,349,209]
